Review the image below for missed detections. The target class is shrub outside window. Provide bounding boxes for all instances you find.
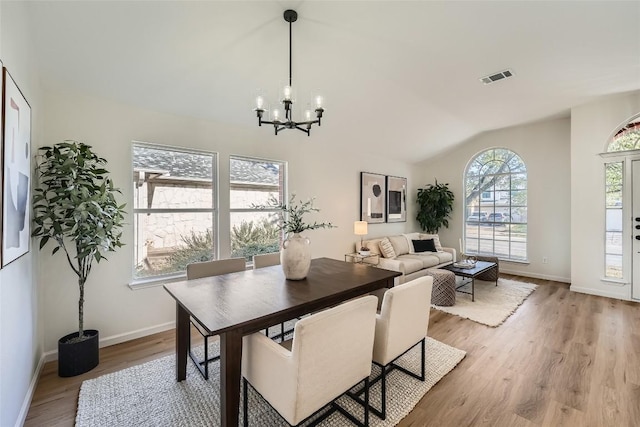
[464,148,527,261]
[229,156,286,262]
[132,142,217,281]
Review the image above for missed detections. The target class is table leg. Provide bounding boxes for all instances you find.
[176,302,190,381]
[472,278,475,302]
[220,330,243,427]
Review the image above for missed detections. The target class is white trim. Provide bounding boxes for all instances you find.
[570,285,633,302]
[500,267,570,283]
[129,272,186,289]
[43,321,176,362]
[600,277,628,286]
[15,353,47,427]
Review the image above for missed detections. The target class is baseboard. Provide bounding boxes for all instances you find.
[500,268,571,284]
[99,321,176,348]
[44,321,176,362]
[16,352,47,427]
[570,285,631,301]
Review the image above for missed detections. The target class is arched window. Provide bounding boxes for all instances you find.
[464,148,527,261]
[602,115,640,279]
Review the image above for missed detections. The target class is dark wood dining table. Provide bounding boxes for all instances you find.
[163,257,401,426]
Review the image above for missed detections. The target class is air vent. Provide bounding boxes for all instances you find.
[480,69,514,85]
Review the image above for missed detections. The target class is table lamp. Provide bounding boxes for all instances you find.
[354,221,369,254]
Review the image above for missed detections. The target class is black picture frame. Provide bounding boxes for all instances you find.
[360,172,386,223]
[386,175,407,223]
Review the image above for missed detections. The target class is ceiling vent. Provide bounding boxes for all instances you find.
[480,69,514,85]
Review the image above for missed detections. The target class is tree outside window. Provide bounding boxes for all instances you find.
[464,148,527,261]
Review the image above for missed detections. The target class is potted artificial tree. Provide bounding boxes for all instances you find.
[416,179,455,233]
[32,141,126,377]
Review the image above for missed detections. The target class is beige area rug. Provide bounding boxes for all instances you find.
[75,337,465,427]
[433,278,537,327]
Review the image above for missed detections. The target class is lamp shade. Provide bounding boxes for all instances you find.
[354,221,368,236]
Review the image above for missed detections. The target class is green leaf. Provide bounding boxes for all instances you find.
[39,236,50,250]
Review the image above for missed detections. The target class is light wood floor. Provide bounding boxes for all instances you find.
[25,275,640,427]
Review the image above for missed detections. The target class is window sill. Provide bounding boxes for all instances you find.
[600,277,628,286]
[128,272,187,290]
[499,258,529,265]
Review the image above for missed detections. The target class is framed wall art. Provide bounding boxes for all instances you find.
[2,67,31,267]
[360,172,386,223]
[386,175,407,223]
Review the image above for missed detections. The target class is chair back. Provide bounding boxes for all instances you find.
[186,257,246,280]
[289,295,377,421]
[252,252,280,269]
[373,276,433,366]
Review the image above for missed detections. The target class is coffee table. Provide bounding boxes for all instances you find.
[442,260,498,302]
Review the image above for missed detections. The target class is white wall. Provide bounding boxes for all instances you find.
[0,2,43,427]
[570,90,640,300]
[412,118,572,283]
[40,83,415,354]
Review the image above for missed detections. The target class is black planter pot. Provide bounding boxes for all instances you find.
[58,329,99,377]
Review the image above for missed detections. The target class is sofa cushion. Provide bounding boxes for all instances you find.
[400,254,442,269]
[379,238,397,258]
[413,239,437,253]
[419,233,443,252]
[388,235,410,255]
[429,251,454,264]
[394,256,424,275]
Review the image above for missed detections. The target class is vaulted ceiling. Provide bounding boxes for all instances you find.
[25,1,640,163]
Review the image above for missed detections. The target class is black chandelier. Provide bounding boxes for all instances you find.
[253,10,324,136]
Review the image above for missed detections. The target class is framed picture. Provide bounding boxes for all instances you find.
[386,175,407,222]
[360,172,386,223]
[2,67,31,267]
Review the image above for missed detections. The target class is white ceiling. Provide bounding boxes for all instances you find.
[25,1,640,163]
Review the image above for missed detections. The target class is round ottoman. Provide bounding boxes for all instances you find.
[424,269,456,306]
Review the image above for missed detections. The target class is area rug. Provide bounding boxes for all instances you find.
[75,337,465,427]
[433,278,537,327]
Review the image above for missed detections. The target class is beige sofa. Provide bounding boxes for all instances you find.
[358,232,457,284]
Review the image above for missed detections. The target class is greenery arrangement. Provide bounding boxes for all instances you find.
[32,141,126,342]
[416,179,455,233]
[258,194,335,234]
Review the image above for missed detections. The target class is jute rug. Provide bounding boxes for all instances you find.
[433,278,537,327]
[75,337,465,427]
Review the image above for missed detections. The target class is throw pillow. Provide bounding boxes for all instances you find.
[419,233,443,252]
[379,237,397,258]
[413,239,437,253]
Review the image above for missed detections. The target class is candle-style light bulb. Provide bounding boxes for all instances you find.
[315,95,323,109]
[304,110,312,121]
[255,96,264,109]
[283,85,292,101]
[272,109,281,121]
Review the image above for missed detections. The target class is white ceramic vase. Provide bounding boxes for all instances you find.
[281,233,311,280]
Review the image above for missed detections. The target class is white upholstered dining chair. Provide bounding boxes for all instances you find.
[252,252,293,340]
[242,295,378,427]
[368,276,433,419]
[252,252,280,268]
[186,257,246,379]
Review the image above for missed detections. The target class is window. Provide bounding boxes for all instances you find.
[464,148,527,261]
[602,115,640,279]
[604,162,623,278]
[229,156,286,262]
[132,142,217,281]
